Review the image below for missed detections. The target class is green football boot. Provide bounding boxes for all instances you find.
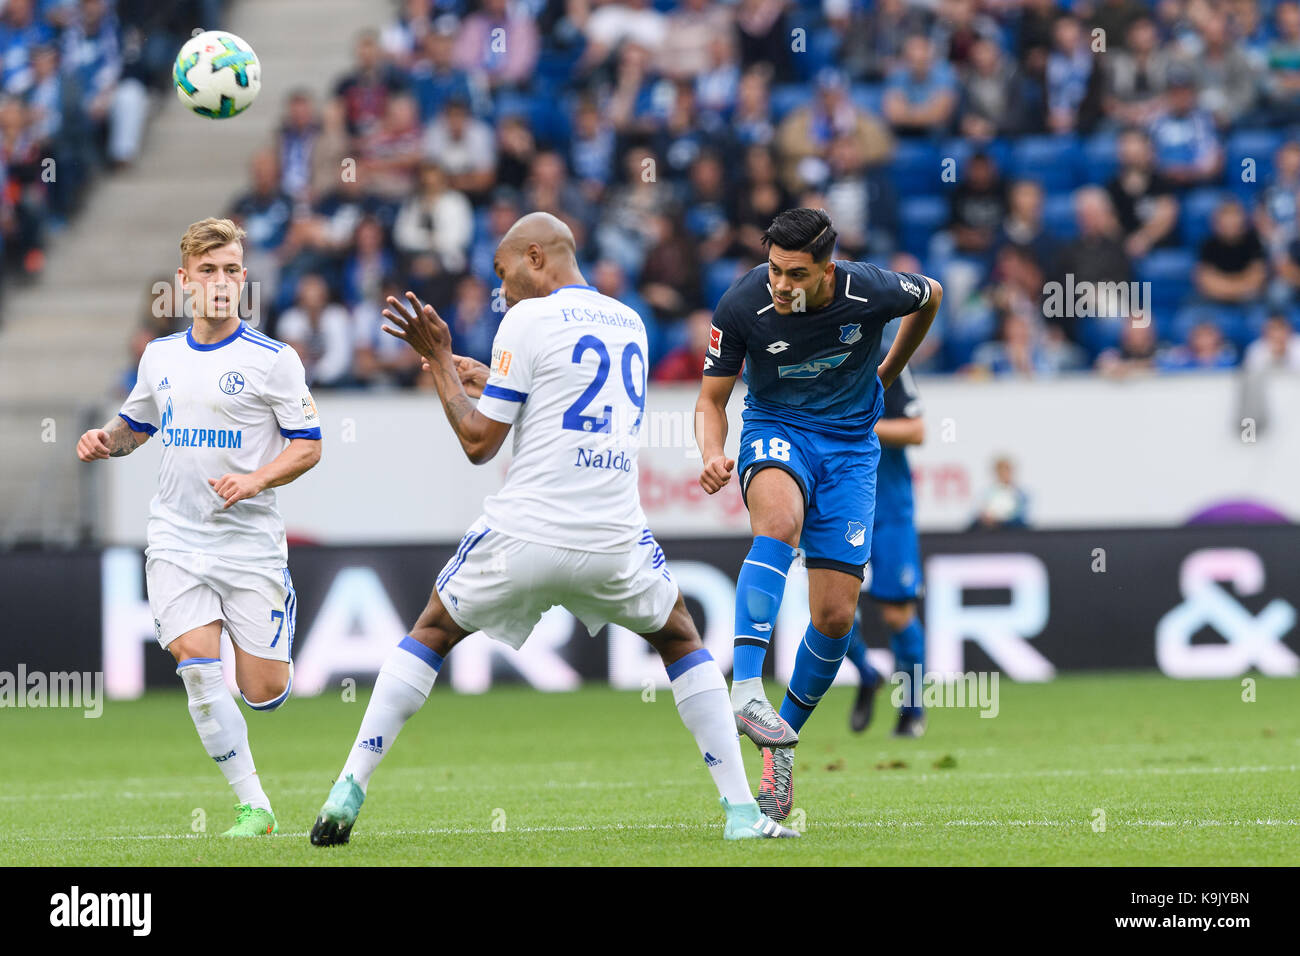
[222,803,278,837]
[721,797,800,839]
[310,774,365,846]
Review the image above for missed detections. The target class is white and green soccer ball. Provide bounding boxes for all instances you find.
[174,30,261,119]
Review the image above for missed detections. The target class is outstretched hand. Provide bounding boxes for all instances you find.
[382,291,453,362]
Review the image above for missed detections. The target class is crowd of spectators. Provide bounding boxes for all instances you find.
[136,0,1300,388]
[1,0,221,297]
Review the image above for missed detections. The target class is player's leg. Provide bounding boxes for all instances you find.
[845,606,883,733]
[639,593,797,839]
[150,556,278,836]
[882,600,926,737]
[730,427,809,747]
[311,588,471,846]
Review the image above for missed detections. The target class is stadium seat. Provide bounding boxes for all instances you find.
[1042,192,1078,239]
[849,83,884,117]
[1172,302,1248,345]
[770,84,808,122]
[704,259,745,309]
[889,140,944,196]
[1180,189,1231,247]
[1136,249,1196,314]
[1009,135,1081,192]
[899,196,950,259]
[1082,131,1119,184]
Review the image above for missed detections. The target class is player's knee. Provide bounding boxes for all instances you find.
[753,513,800,546]
[811,606,857,639]
[880,602,916,633]
[239,670,292,712]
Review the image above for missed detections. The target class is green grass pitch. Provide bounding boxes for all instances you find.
[4,673,1297,865]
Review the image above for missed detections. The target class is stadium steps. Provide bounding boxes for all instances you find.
[0,0,387,546]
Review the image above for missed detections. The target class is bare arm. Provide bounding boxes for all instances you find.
[878,278,942,389]
[208,437,322,510]
[384,292,511,465]
[695,373,737,494]
[77,416,150,461]
[874,417,924,447]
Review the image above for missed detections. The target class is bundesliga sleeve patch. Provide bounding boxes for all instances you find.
[491,347,513,375]
[301,394,319,423]
[708,325,723,357]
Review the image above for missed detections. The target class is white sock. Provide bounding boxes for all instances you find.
[730,675,765,712]
[340,637,442,791]
[670,650,756,806]
[178,660,271,812]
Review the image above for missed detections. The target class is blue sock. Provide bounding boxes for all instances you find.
[843,632,879,685]
[779,622,852,733]
[890,618,925,716]
[732,535,799,681]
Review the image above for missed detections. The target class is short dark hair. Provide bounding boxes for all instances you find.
[762,208,837,262]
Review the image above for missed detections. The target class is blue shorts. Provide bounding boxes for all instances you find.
[737,415,879,578]
[868,520,923,603]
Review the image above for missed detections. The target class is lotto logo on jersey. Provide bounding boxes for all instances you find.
[708,325,722,357]
[491,347,513,375]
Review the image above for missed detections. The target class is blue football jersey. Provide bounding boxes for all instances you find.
[703,260,931,436]
[875,368,922,526]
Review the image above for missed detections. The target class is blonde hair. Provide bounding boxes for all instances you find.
[179,217,246,265]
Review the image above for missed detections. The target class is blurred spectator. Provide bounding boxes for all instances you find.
[0,95,47,273]
[1102,16,1172,127]
[1265,1,1300,120]
[333,29,408,140]
[1050,187,1133,339]
[352,274,424,388]
[883,34,958,137]
[393,160,473,274]
[1150,66,1223,188]
[422,95,496,200]
[341,216,395,308]
[734,0,793,83]
[694,33,741,123]
[277,274,356,387]
[729,65,775,148]
[1186,10,1259,127]
[276,89,325,203]
[969,456,1030,529]
[949,151,1005,258]
[836,0,931,82]
[469,186,521,284]
[592,258,658,358]
[1195,199,1266,304]
[523,150,593,251]
[454,0,539,90]
[409,15,475,122]
[652,308,713,382]
[998,180,1055,271]
[960,36,1031,139]
[495,113,535,192]
[661,0,734,81]
[581,0,668,71]
[1255,140,1300,260]
[682,150,734,264]
[1106,127,1179,258]
[381,0,434,68]
[1,0,56,94]
[1157,320,1238,371]
[970,308,1083,376]
[1095,315,1159,376]
[1244,313,1300,371]
[569,97,615,198]
[595,145,674,277]
[732,145,789,261]
[447,273,499,365]
[62,0,123,156]
[1088,0,1147,50]
[777,68,893,194]
[358,93,423,200]
[1045,14,1101,134]
[229,149,293,299]
[639,214,703,323]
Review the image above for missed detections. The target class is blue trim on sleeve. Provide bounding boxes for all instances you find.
[398,635,444,672]
[280,426,322,440]
[118,413,158,435]
[665,647,714,682]
[186,322,246,351]
[481,384,528,403]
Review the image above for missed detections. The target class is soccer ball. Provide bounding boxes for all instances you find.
[173,30,261,119]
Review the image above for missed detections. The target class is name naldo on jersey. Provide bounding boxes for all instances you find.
[117,322,321,564]
[704,261,931,435]
[475,284,651,552]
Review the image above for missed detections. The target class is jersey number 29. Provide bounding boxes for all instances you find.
[562,334,646,434]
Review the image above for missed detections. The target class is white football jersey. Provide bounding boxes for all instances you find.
[476,284,651,552]
[117,322,321,565]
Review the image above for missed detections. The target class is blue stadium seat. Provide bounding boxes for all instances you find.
[1082,131,1119,184]
[1042,192,1078,239]
[849,83,884,117]
[889,140,944,195]
[899,195,950,259]
[1172,302,1249,345]
[1136,248,1196,314]
[1009,135,1081,192]
[1180,189,1231,247]
[770,84,808,122]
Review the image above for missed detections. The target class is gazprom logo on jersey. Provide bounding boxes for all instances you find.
[158,397,243,449]
[778,351,852,379]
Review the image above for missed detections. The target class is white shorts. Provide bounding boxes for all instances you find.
[435,518,678,649]
[146,552,297,663]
